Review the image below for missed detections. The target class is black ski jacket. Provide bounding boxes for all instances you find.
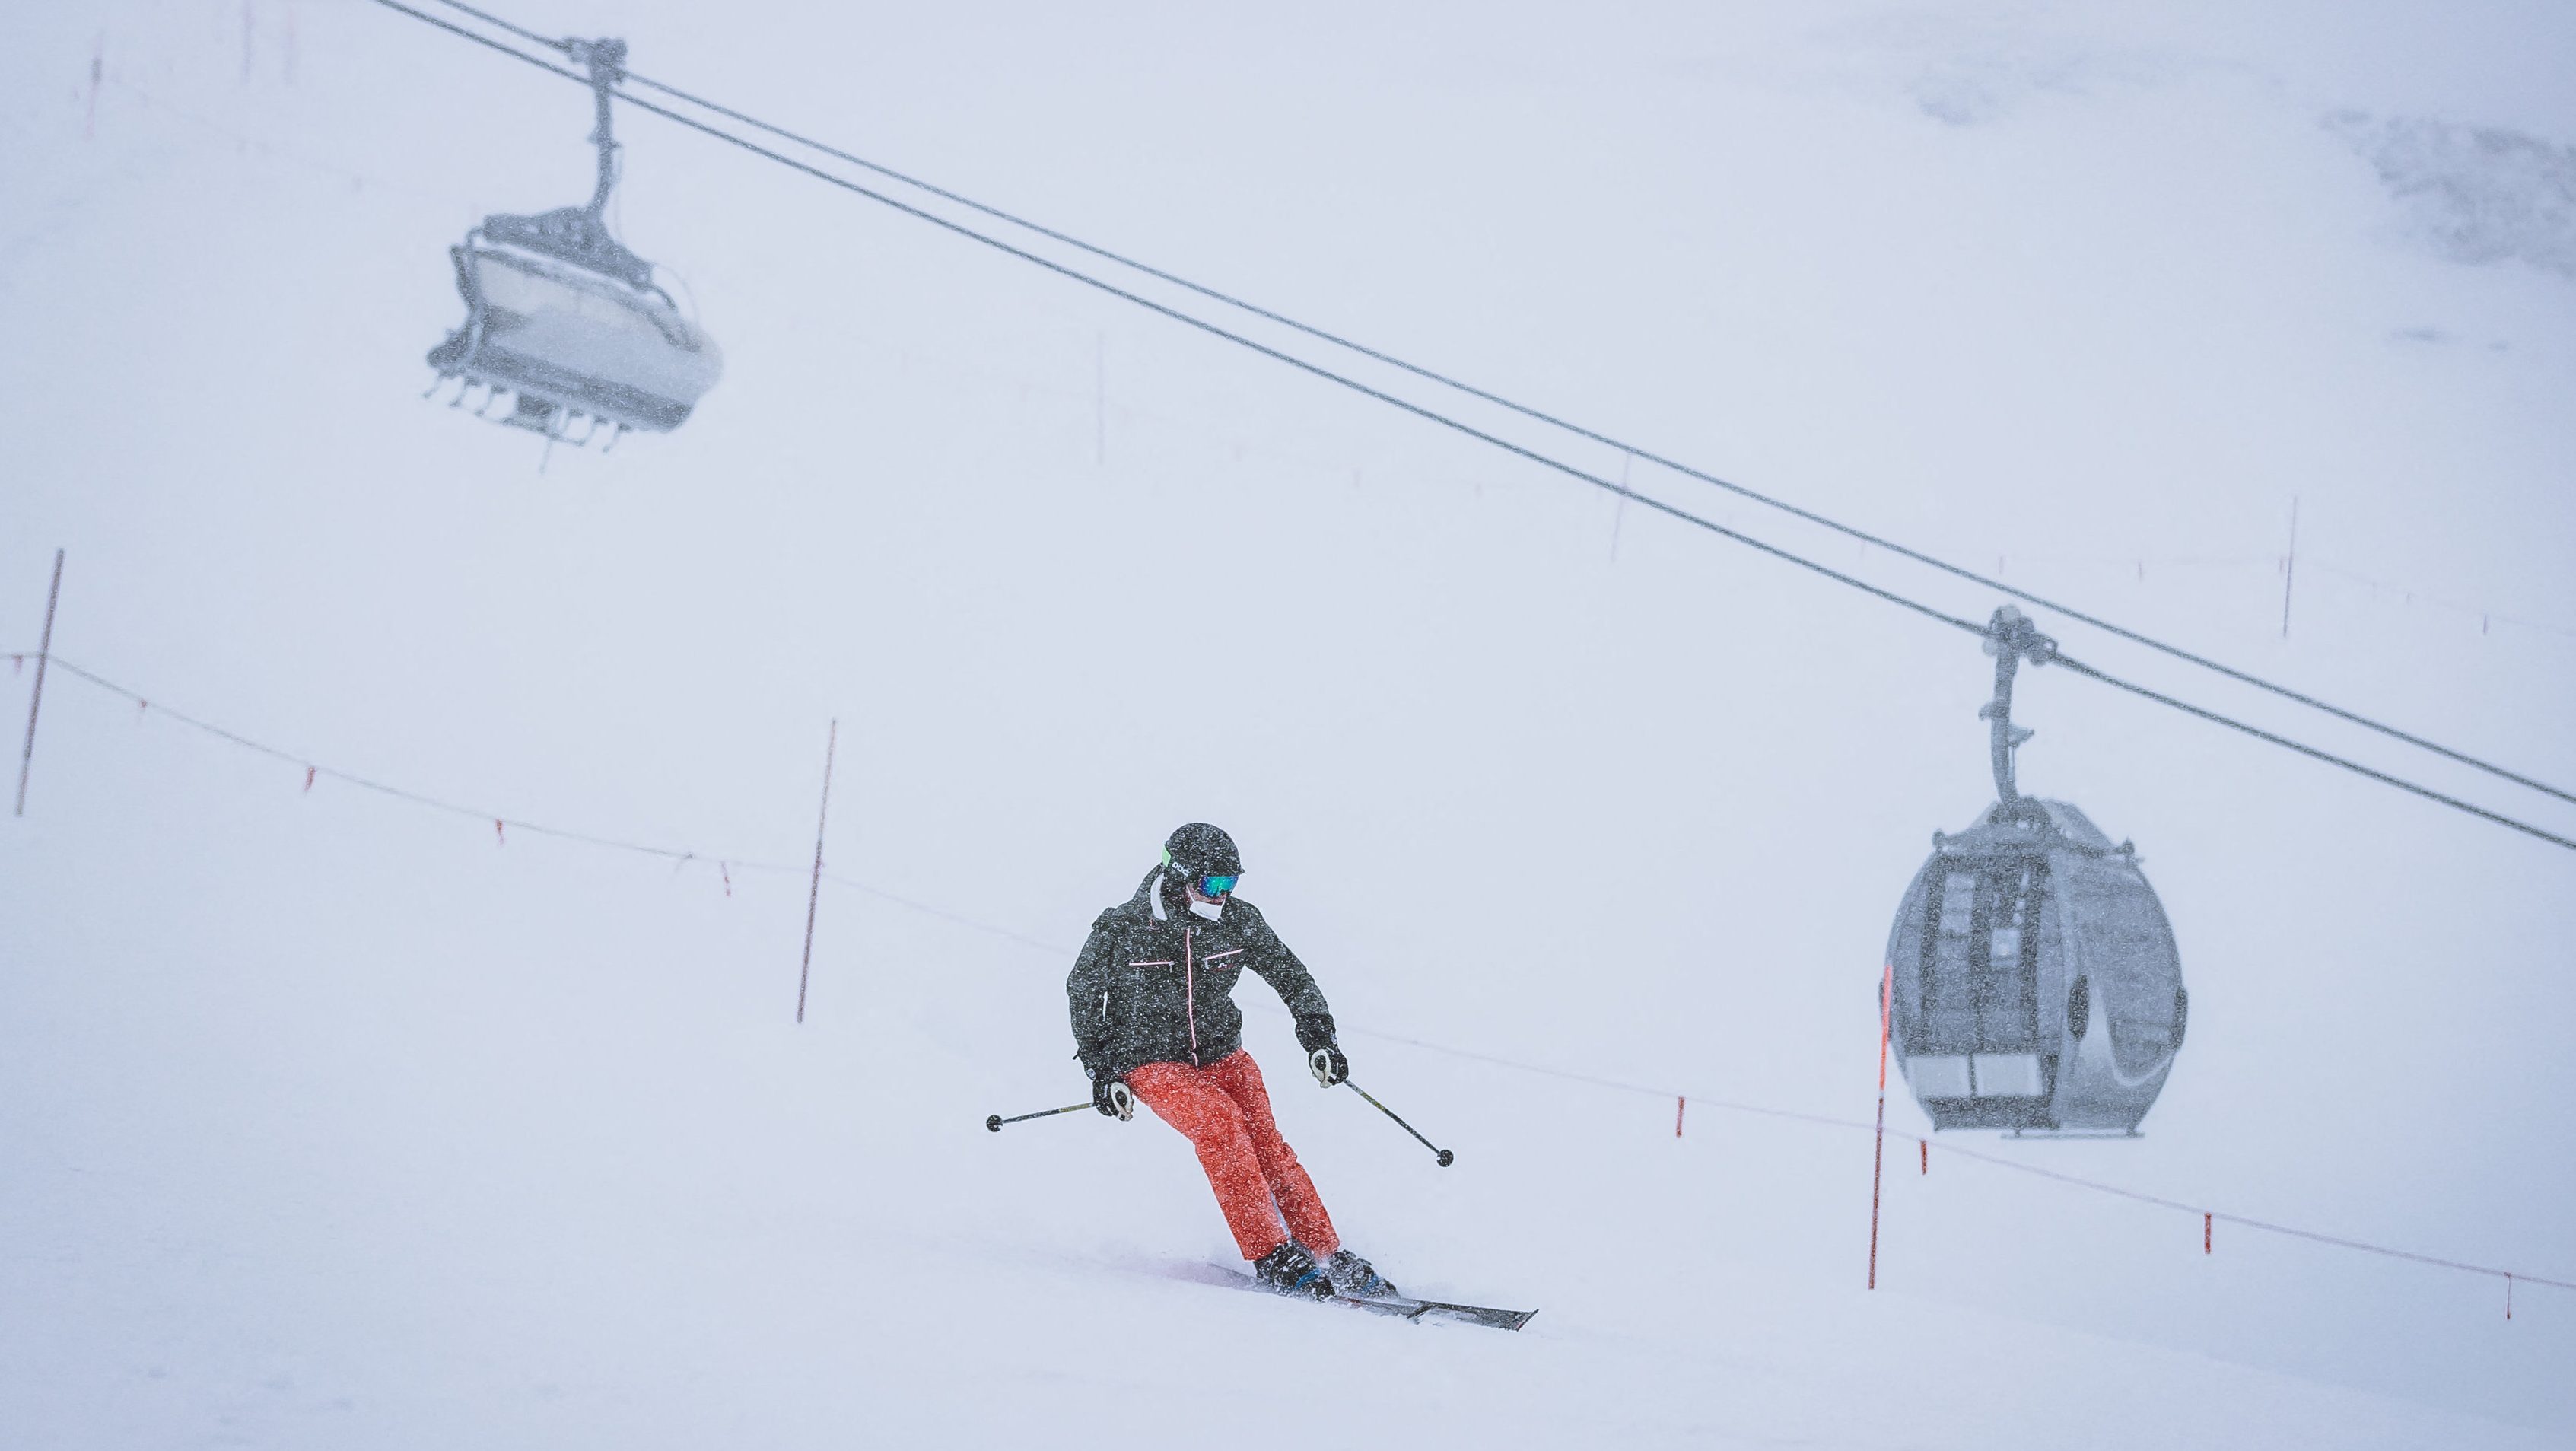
[1067,868,1337,1079]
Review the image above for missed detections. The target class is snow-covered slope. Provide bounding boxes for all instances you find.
[4,2,2572,1446]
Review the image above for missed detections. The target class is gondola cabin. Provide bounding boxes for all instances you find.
[1884,607,2189,1136]
[1885,800,2186,1134]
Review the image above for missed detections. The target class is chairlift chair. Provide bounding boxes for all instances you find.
[1882,608,2188,1136]
[425,38,720,444]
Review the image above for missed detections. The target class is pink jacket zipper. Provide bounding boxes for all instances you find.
[1185,927,1200,1066]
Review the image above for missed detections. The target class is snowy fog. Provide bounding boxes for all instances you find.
[4,1,2572,1445]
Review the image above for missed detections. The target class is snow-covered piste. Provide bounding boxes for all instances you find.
[5,2,2574,1446]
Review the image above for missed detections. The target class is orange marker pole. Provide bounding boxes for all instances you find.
[1868,959,1894,1289]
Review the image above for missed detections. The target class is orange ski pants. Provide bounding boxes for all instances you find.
[1126,1050,1339,1262]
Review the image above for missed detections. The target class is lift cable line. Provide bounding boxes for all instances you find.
[11,652,2568,1302]
[398,0,2576,814]
[2043,656,2571,848]
[356,1,2576,854]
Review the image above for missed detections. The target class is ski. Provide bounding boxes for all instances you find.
[1340,1291,1538,1332]
[1219,1265,1538,1331]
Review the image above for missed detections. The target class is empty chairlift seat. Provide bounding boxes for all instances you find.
[420,37,720,447]
[429,208,722,439]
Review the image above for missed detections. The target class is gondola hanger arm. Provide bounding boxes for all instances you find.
[1978,606,2057,807]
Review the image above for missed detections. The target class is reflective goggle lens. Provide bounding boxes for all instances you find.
[1197,873,1239,897]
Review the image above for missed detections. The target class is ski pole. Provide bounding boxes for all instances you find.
[1343,1080,1455,1166]
[986,1103,1090,1132]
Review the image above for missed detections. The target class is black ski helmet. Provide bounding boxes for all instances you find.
[1162,822,1243,880]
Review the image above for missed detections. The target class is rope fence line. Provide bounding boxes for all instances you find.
[2305,559,2576,644]
[17,654,1099,956]
[14,651,1104,961]
[1347,1027,2575,1299]
[9,647,2568,1306]
[42,655,800,872]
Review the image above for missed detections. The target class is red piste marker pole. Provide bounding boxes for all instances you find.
[1674,1096,1685,1138]
[15,549,65,817]
[1868,959,1894,1290]
[794,719,838,1024]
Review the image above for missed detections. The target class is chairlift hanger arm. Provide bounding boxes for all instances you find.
[564,37,627,216]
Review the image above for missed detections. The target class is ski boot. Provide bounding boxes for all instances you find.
[1323,1249,1398,1299]
[1251,1241,1333,1299]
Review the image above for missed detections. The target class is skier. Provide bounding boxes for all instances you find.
[1067,823,1395,1300]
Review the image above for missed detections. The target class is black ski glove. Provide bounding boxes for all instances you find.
[1092,1072,1134,1121]
[1308,1042,1349,1087]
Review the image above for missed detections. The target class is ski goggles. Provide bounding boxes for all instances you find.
[1194,873,1240,898]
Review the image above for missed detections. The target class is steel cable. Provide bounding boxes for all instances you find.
[408,0,2576,812]
[359,1,2576,853]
